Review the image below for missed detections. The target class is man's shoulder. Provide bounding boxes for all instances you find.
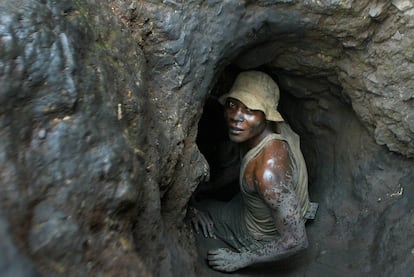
[261,136,289,158]
[253,138,291,176]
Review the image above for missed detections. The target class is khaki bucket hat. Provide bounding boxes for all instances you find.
[218,71,284,122]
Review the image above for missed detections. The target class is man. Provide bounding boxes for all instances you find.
[191,71,314,272]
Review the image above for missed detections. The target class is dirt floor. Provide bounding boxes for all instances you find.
[193,218,366,277]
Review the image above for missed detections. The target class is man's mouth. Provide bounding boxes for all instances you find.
[229,126,243,134]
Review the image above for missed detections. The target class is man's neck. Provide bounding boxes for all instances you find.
[243,124,274,152]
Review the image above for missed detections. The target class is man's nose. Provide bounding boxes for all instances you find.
[230,108,244,122]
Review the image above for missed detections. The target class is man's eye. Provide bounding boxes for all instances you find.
[227,101,236,108]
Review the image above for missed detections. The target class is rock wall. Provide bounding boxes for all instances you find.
[1,0,414,276]
[1,0,151,275]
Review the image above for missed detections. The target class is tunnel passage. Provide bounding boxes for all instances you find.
[195,63,350,205]
[192,49,402,274]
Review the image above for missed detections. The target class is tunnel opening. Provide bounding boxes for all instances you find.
[192,30,414,275]
[193,48,381,274]
[194,62,349,205]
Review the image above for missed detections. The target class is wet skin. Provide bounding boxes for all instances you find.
[192,98,308,272]
[224,98,271,148]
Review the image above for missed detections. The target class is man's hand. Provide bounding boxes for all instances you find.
[190,208,215,238]
[207,248,250,272]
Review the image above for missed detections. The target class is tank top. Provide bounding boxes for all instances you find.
[239,123,310,240]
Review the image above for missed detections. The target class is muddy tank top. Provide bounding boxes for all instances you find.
[239,123,310,240]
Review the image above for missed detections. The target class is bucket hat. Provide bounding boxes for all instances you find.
[218,71,284,122]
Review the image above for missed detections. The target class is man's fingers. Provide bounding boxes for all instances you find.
[207,253,220,261]
[198,213,207,236]
[208,259,222,266]
[207,248,238,273]
[207,222,214,237]
[199,213,214,237]
[211,264,226,271]
[211,265,234,273]
[190,210,215,237]
[208,248,226,255]
[191,219,199,233]
[201,222,209,237]
[211,266,223,272]
[209,261,232,273]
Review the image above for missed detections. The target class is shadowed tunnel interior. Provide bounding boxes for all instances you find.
[2,1,414,276]
[195,59,347,204]
[193,45,389,275]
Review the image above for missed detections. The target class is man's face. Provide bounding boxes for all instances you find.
[224,98,267,145]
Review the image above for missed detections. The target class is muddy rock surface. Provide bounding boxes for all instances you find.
[1,0,414,276]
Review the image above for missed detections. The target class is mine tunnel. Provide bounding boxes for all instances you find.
[195,49,347,213]
[193,39,414,275]
[195,34,355,205]
[2,1,414,276]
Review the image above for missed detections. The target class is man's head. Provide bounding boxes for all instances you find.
[218,71,284,122]
[223,97,267,145]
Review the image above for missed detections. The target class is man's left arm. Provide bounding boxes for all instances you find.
[207,182,307,272]
[207,141,308,272]
[245,177,308,263]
